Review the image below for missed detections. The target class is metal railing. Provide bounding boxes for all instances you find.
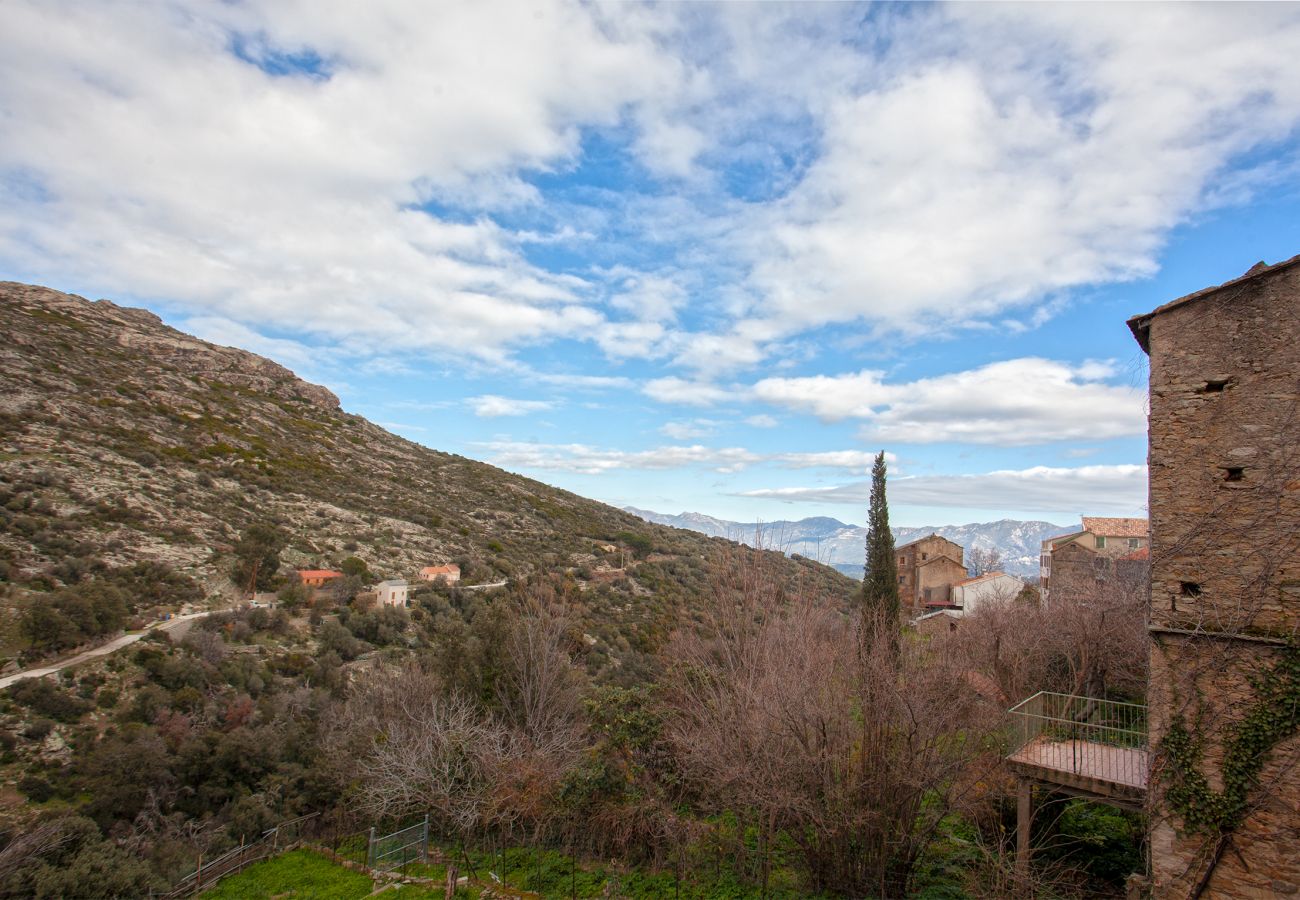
[1007,692,1148,789]
[160,812,319,898]
[367,815,430,873]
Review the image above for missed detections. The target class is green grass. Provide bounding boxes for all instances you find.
[202,849,374,900]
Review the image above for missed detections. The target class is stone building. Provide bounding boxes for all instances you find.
[418,563,461,584]
[1039,517,1148,605]
[1129,253,1300,897]
[895,534,967,613]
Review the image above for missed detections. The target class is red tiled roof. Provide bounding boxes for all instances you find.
[298,569,343,579]
[1081,517,1148,538]
[421,564,460,575]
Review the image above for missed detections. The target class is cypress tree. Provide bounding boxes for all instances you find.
[862,451,900,628]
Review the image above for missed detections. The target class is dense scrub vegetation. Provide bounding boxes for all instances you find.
[0,552,1148,897]
[0,286,1147,896]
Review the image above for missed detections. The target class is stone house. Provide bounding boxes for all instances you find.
[297,569,344,588]
[910,609,962,637]
[375,579,409,608]
[1039,517,1148,605]
[1129,253,1300,897]
[896,534,967,613]
[418,564,461,584]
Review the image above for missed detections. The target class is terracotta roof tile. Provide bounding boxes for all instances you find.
[297,569,343,579]
[1081,517,1149,538]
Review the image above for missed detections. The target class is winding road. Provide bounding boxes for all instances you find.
[0,609,223,690]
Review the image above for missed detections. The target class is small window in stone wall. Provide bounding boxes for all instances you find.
[1201,379,1230,393]
[1222,466,1245,482]
[1180,581,1203,597]
[1096,536,1106,549]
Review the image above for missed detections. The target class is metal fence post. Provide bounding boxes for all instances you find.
[422,814,430,865]
[367,827,376,868]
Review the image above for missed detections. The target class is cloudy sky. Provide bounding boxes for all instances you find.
[4,1,1300,528]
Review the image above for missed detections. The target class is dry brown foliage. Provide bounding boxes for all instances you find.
[661,553,1001,896]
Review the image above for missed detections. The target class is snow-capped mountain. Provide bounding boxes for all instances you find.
[623,507,1074,578]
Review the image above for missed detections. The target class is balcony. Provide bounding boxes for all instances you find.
[1006,692,1149,808]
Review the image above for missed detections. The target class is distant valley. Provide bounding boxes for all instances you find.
[624,507,1074,577]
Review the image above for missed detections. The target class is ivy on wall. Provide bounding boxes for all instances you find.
[1159,645,1300,836]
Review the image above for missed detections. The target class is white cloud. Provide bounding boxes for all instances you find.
[740,464,1148,516]
[467,395,555,418]
[752,358,1146,445]
[481,440,896,476]
[0,0,691,358]
[533,372,634,390]
[481,441,760,475]
[745,414,778,428]
[643,377,737,407]
[5,2,1300,381]
[608,272,689,323]
[660,420,717,440]
[674,4,1300,364]
[774,450,892,475]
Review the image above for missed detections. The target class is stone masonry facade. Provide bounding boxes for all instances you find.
[1130,255,1300,898]
[896,534,966,614]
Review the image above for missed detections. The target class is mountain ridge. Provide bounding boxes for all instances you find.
[0,281,857,665]
[624,507,1073,577]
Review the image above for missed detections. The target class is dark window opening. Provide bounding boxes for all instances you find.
[1222,466,1245,482]
[1201,379,1230,393]
[1180,581,1203,597]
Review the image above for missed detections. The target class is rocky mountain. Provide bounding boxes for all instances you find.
[624,507,1074,578]
[0,282,856,664]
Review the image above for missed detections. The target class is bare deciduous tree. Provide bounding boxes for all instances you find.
[967,546,1004,577]
[663,553,1000,896]
[324,590,589,838]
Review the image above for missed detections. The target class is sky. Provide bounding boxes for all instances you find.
[3,1,1300,528]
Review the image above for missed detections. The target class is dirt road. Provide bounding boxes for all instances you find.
[0,609,222,690]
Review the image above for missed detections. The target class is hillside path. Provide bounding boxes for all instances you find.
[0,609,223,690]
[460,580,508,592]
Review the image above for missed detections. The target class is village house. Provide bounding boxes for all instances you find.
[375,579,409,608]
[297,569,343,588]
[1038,517,1148,605]
[418,563,460,584]
[950,571,1024,615]
[895,534,968,613]
[1129,253,1300,897]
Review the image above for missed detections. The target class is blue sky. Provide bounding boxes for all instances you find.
[3,2,1300,527]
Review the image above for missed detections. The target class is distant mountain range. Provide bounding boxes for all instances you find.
[623,507,1075,578]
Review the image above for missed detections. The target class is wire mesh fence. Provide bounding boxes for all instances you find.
[159,812,320,898]
[367,814,430,873]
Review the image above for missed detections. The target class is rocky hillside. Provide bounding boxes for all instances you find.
[0,282,855,662]
[625,507,1073,577]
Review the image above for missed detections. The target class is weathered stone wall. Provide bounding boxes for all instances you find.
[1144,261,1300,896]
[897,535,964,610]
[917,556,968,607]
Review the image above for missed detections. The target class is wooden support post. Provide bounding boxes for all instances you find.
[1016,778,1033,881]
